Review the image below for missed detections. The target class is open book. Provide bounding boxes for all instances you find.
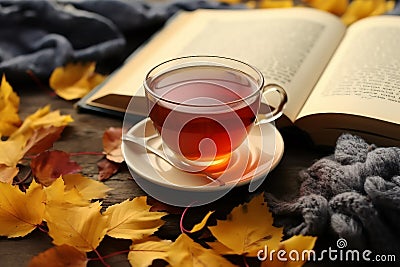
[78,7,400,146]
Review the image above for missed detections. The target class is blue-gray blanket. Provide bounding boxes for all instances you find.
[0,0,236,84]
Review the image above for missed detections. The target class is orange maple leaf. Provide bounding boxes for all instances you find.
[103,127,124,163]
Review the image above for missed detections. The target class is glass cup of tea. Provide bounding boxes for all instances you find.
[144,56,287,173]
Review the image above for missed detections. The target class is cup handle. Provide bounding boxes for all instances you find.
[256,83,288,125]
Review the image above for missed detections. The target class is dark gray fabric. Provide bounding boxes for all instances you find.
[266,134,400,256]
[0,0,237,83]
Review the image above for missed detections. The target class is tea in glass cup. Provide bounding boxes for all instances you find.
[144,56,287,172]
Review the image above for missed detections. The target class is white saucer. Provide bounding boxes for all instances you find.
[122,118,284,192]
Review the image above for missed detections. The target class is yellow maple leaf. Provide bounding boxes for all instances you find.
[341,0,391,25]
[104,196,166,240]
[303,0,348,15]
[44,177,89,207]
[258,0,294,9]
[128,237,171,267]
[28,244,87,267]
[9,105,73,142]
[260,235,317,267]
[0,134,26,183]
[7,105,73,157]
[0,75,21,136]
[0,134,26,165]
[62,173,111,201]
[208,194,283,257]
[129,234,236,267]
[45,202,108,252]
[188,210,214,233]
[49,62,106,100]
[0,180,45,237]
[0,105,72,182]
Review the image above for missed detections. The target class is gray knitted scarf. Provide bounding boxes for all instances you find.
[266,134,400,256]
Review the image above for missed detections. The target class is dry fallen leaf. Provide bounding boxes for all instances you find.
[340,0,394,25]
[103,127,124,163]
[0,75,21,136]
[208,194,283,257]
[128,237,171,267]
[97,157,120,181]
[104,196,166,240]
[258,0,294,8]
[62,173,111,201]
[0,104,73,183]
[28,244,88,267]
[9,105,73,143]
[45,202,108,252]
[129,234,236,267]
[303,0,348,15]
[0,135,26,183]
[31,150,82,186]
[50,62,106,100]
[0,180,45,237]
[0,165,19,184]
[23,126,65,155]
[0,134,26,167]
[188,211,214,233]
[43,177,89,207]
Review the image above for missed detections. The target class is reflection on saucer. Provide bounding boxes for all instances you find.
[122,118,284,192]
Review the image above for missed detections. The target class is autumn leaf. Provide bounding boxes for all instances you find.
[303,0,348,16]
[104,196,166,240]
[128,237,171,267]
[0,165,19,184]
[103,127,124,163]
[129,234,236,267]
[97,157,120,181]
[260,235,317,267]
[0,104,73,183]
[258,0,294,9]
[0,180,45,237]
[9,105,73,142]
[31,150,82,186]
[0,135,26,183]
[63,173,111,201]
[341,0,394,25]
[208,194,283,257]
[50,62,106,100]
[0,134,26,167]
[0,75,21,136]
[23,126,65,155]
[28,244,87,267]
[187,211,214,233]
[45,202,108,252]
[44,177,89,207]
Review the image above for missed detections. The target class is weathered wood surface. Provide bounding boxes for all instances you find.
[0,88,330,266]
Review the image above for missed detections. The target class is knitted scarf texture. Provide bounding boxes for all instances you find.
[266,134,400,257]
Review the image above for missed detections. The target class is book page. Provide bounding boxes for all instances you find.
[88,8,345,119]
[298,16,400,125]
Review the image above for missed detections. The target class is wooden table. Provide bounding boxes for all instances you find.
[0,87,330,266]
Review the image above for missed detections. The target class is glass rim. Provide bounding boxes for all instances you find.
[143,55,265,107]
